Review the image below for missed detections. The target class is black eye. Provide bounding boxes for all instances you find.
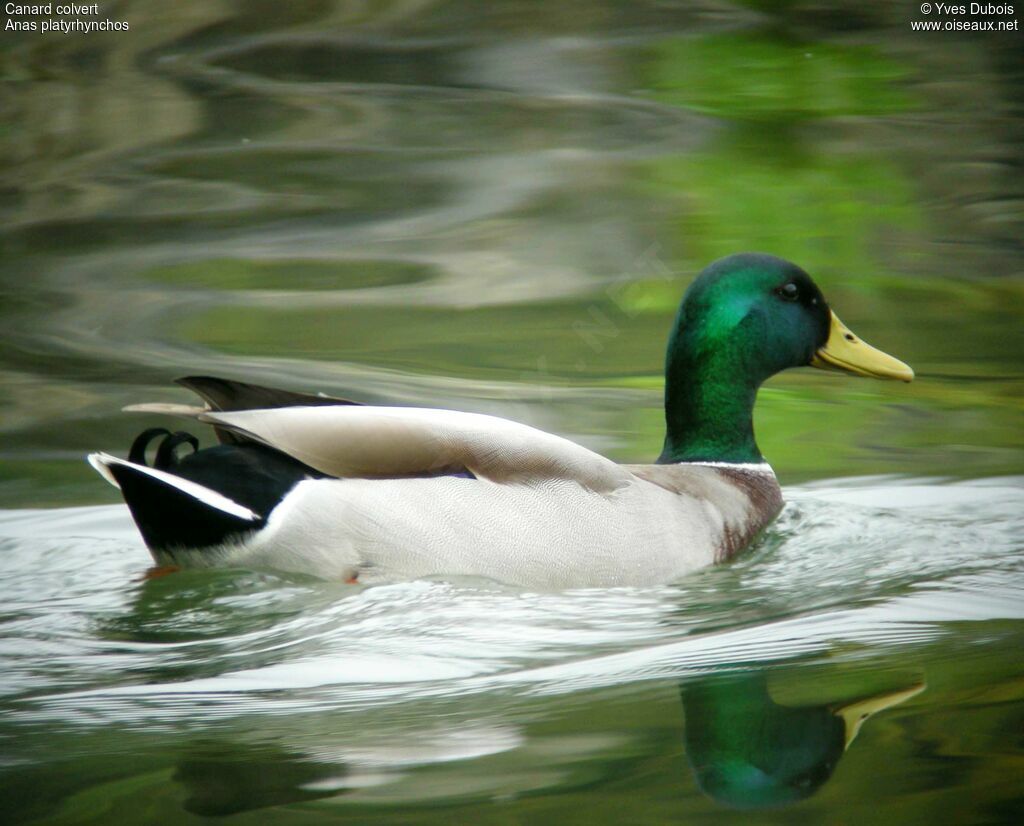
[776,282,800,302]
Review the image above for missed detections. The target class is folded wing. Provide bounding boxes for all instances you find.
[196,406,630,492]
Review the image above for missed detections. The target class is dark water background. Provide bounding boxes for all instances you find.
[1,1,1023,823]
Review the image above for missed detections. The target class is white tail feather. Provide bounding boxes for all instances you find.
[87,452,259,521]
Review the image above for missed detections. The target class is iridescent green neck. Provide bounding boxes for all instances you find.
[657,321,765,465]
[655,253,835,465]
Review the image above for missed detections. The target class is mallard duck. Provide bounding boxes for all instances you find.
[89,253,913,587]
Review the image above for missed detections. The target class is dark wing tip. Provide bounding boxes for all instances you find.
[175,375,360,411]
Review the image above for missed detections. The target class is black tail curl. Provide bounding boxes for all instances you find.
[114,428,325,553]
[129,428,201,470]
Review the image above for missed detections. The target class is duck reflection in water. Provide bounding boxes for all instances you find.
[167,669,924,816]
[682,670,925,808]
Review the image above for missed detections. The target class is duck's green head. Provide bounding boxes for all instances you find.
[660,253,913,465]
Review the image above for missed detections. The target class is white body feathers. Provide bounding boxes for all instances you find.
[94,405,781,588]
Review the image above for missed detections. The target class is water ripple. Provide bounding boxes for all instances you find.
[1,476,1020,730]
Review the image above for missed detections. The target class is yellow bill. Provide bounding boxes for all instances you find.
[833,682,926,749]
[810,311,914,382]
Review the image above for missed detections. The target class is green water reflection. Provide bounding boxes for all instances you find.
[682,670,924,807]
[1,0,1020,506]
[645,32,914,120]
[8,643,1024,824]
